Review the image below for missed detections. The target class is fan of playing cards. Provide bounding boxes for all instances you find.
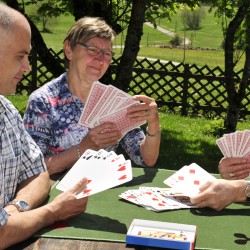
[56,149,132,199]
[78,81,146,135]
[216,130,250,159]
[119,163,216,212]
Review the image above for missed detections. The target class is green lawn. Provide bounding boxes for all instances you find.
[157,6,224,49]
[31,6,240,70]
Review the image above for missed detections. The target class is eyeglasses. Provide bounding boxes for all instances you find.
[77,42,115,60]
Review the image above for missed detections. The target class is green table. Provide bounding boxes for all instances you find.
[36,168,250,250]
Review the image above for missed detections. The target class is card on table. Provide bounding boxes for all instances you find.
[56,149,132,198]
[119,163,216,212]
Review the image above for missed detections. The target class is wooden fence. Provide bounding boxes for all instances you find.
[18,48,250,118]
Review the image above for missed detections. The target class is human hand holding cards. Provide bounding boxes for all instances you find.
[78,81,146,135]
[119,163,216,212]
[216,130,250,160]
[56,149,132,198]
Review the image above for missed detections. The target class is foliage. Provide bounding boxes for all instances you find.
[169,34,183,45]
[180,5,206,30]
[24,0,71,32]
[202,118,225,137]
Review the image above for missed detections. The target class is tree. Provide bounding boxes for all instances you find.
[224,3,250,132]
[181,5,206,30]
[5,0,65,78]
[209,0,250,132]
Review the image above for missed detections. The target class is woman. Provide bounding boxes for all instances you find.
[24,17,161,175]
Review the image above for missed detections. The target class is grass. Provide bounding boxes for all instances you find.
[7,94,250,174]
[157,6,224,49]
[34,8,245,71]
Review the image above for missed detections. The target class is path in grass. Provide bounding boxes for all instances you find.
[145,22,190,45]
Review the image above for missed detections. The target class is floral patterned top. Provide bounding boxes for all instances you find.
[23,72,146,166]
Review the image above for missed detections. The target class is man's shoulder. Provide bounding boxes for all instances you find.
[0,95,19,114]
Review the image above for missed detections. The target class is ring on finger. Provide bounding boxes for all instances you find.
[229,172,235,178]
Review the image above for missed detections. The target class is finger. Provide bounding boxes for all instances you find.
[95,122,117,133]
[198,181,212,192]
[219,157,246,168]
[132,95,153,103]
[68,178,88,194]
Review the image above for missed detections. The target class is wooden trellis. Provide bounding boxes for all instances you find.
[18,49,250,118]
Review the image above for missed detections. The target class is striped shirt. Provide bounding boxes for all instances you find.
[0,96,46,226]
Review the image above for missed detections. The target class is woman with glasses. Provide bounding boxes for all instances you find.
[23,17,161,175]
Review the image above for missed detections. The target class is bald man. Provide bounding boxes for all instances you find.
[0,4,88,249]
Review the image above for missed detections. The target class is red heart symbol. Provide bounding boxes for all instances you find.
[83,189,91,194]
[117,166,126,171]
[118,175,127,180]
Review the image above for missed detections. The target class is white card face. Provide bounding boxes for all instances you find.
[119,186,197,212]
[77,159,132,198]
[163,163,216,195]
[56,149,132,198]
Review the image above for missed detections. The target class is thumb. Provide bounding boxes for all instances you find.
[68,177,88,194]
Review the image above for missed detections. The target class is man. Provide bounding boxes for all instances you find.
[0,3,88,249]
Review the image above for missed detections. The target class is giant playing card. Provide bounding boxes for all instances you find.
[56,149,132,198]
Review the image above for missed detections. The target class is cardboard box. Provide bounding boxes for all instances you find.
[126,219,197,250]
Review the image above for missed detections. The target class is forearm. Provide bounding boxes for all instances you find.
[0,205,55,249]
[7,172,50,211]
[45,145,80,175]
[140,124,161,167]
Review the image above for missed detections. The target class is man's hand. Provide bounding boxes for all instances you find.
[190,179,247,211]
[48,178,88,221]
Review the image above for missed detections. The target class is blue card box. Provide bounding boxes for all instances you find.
[126,219,197,250]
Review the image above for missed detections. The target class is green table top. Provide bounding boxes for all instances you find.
[36,167,250,250]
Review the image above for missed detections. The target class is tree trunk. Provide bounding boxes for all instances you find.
[224,3,250,132]
[114,0,148,91]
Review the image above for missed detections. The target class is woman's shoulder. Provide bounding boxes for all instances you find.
[30,73,68,99]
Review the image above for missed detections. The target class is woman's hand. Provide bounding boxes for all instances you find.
[79,122,122,151]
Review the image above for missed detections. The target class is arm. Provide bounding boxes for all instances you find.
[24,92,122,175]
[127,95,161,166]
[190,179,247,211]
[44,122,122,175]
[219,157,250,179]
[0,178,88,249]
[4,171,50,214]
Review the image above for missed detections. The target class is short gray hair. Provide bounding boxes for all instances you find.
[0,3,15,32]
[64,17,116,68]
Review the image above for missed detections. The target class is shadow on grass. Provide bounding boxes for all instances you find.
[157,128,222,174]
[117,127,221,174]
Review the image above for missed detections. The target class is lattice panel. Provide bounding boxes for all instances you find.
[17,49,250,118]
